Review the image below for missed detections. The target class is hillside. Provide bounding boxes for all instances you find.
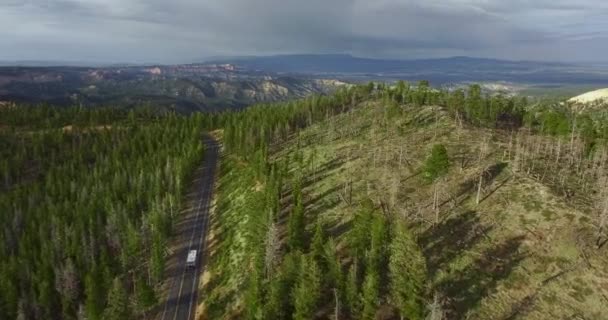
[568,88,608,113]
[200,86,608,319]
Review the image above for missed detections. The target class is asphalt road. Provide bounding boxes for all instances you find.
[160,135,218,320]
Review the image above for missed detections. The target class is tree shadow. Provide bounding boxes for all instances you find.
[306,196,341,221]
[420,211,490,276]
[305,185,342,209]
[453,162,509,206]
[436,236,526,319]
[326,219,353,240]
[300,157,345,190]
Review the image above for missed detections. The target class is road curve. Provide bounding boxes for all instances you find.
[160,134,218,320]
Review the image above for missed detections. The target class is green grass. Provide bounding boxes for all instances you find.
[202,155,260,318]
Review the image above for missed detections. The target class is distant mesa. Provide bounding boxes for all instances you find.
[146,67,162,75]
[569,88,608,104]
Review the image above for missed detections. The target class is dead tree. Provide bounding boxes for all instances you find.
[264,221,280,279]
[596,176,608,249]
[333,288,340,320]
[476,136,489,205]
[425,293,445,320]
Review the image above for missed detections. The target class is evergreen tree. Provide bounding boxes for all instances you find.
[324,238,343,293]
[344,264,360,316]
[244,270,263,320]
[389,220,427,320]
[103,278,131,320]
[350,199,375,265]
[265,252,300,319]
[367,213,389,272]
[134,275,157,316]
[292,256,321,320]
[311,219,326,267]
[360,268,380,320]
[287,180,306,251]
[84,273,103,320]
[423,144,449,182]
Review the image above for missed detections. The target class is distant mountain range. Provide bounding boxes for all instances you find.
[208,54,608,85]
[1,54,607,111]
[0,64,345,112]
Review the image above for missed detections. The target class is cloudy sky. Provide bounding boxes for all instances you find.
[1,0,607,63]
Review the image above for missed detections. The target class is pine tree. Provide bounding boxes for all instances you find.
[360,268,380,320]
[350,199,375,265]
[103,278,131,320]
[150,234,164,283]
[292,256,321,320]
[84,273,102,320]
[265,252,300,320]
[311,219,325,266]
[288,180,306,251]
[324,238,343,292]
[244,265,263,320]
[344,264,360,316]
[423,144,449,182]
[389,220,427,320]
[134,275,157,316]
[367,214,389,272]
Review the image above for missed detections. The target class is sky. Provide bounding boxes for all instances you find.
[1,0,607,64]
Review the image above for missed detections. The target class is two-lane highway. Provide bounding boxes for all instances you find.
[160,135,218,320]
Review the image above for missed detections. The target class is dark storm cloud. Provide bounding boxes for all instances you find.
[1,0,607,63]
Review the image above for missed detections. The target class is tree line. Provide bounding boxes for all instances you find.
[377,81,608,142]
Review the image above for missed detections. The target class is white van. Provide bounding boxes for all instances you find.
[186,250,197,269]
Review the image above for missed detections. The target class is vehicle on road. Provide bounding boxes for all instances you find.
[186,250,197,269]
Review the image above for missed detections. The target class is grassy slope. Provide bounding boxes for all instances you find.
[201,101,608,319]
[199,150,262,318]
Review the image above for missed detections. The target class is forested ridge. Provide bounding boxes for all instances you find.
[202,82,608,319]
[2,80,608,320]
[0,106,207,319]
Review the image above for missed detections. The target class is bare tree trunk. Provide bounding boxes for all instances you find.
[433,180,441,223]
[555,138,561,164]
[334,288,340,320]
[372,148,377,168]
[597,200,608,249]
[597,177,608,248]
[264,221,280,279]
[476,137,488,204]
[390,176,399,209]
[426,293,444,320]
[570,115,577,160]
[476,173,484,205]
[349,178,353,204]
[506,130,514,162]
[433,106,439,140]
